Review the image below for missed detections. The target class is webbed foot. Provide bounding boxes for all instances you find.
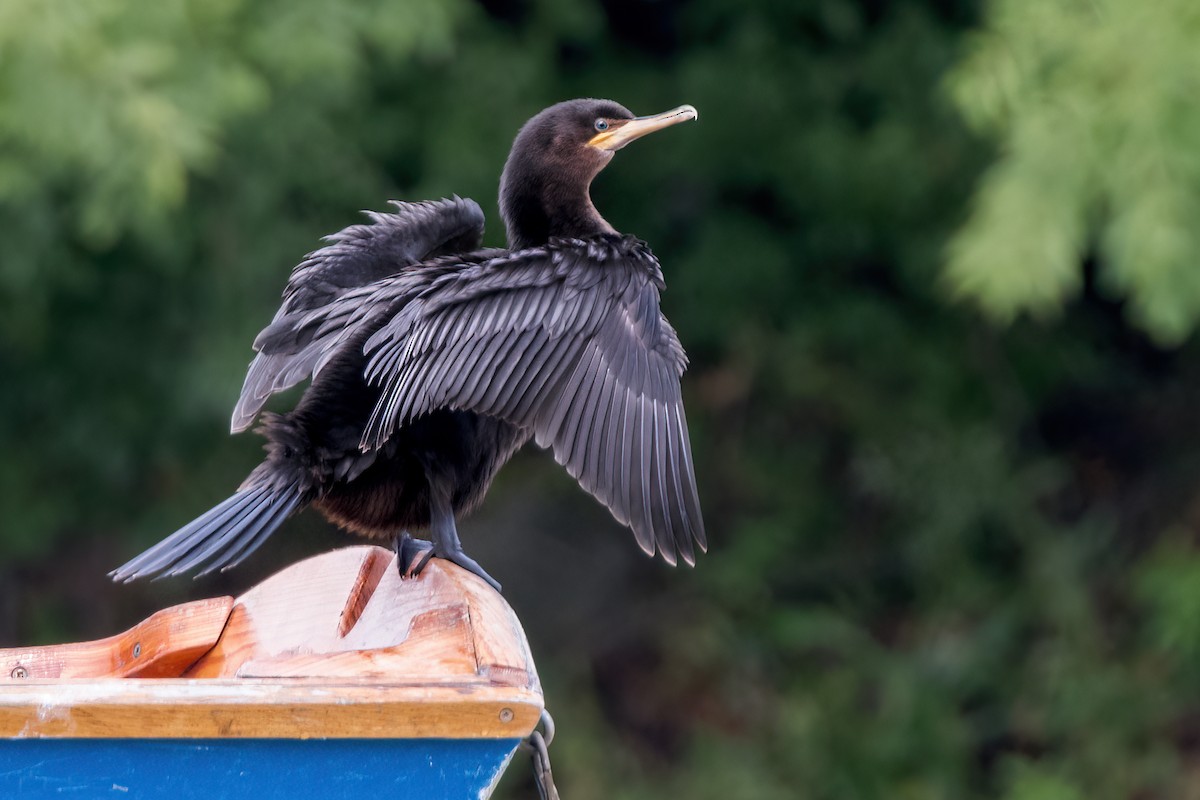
[438,547,502,592]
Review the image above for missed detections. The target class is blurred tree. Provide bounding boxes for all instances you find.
[946,0,1200,343]
[0,0,465,557]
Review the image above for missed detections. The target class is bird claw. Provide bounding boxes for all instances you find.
[394,532,501,592]
[395,532,434,578]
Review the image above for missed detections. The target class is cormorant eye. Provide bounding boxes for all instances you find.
[594,119,609,131]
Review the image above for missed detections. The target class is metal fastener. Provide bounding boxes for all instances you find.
[499,707,514,723]
[10,666,28,679]
[132,643,142,659]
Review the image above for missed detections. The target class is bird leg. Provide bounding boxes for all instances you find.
[394,531,434,577]
[424,482,502,592]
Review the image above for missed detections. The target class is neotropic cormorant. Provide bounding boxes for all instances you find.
[112,99,704,591]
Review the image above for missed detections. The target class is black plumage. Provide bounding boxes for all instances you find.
[112,98,704,590]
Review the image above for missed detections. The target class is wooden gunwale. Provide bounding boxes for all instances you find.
[0,678,542,739]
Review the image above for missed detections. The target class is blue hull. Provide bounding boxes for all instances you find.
[0,738,521,799]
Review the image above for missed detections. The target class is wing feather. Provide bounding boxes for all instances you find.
[583,366,617,502]
[629,395,655,555]
[652,401,677,565]
[350,237,704,562]
[667,405,697,566]
[232,198,486,432]
[561,344,605,472]
[481,328,539,412]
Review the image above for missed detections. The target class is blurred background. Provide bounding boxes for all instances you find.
[2,0,1200,797]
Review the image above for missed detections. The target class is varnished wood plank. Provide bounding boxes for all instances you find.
[0,598,233,680]
[441,559,542,689]
[185,547,540,691]
[0,679,542,739]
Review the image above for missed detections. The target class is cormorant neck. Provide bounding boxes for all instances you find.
[500,163,615,250]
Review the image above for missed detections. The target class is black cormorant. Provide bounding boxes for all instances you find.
[112,98,704,591]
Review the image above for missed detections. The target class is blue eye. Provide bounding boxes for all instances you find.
[594,119,609,131]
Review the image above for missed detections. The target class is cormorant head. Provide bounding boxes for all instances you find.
[500,98,697,249]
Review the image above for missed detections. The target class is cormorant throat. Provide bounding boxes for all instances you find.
[499,140,615,250]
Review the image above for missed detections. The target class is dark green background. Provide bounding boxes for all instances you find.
[3,1,1200,797]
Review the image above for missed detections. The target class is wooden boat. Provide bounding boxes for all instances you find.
[0,546,544,798]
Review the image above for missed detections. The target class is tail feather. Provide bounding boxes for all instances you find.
[203,488,301,575]
[167,488,279,577]
[111,482,302,582]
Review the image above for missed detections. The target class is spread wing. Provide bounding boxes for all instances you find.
[231,197,486,433]
[359,239,706,565]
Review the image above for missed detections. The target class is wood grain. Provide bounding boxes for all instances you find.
[183,547,540,690]
[0,598,233,680]
[0,547,544,740]
[0,679,542,738]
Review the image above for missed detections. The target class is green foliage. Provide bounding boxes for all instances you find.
[0,0,467,557]
[0,0,459,249]
[1137,539,1200,673]
[3,0,1200,798]
[946,0,1200,343]
[1001,762,1082,800]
